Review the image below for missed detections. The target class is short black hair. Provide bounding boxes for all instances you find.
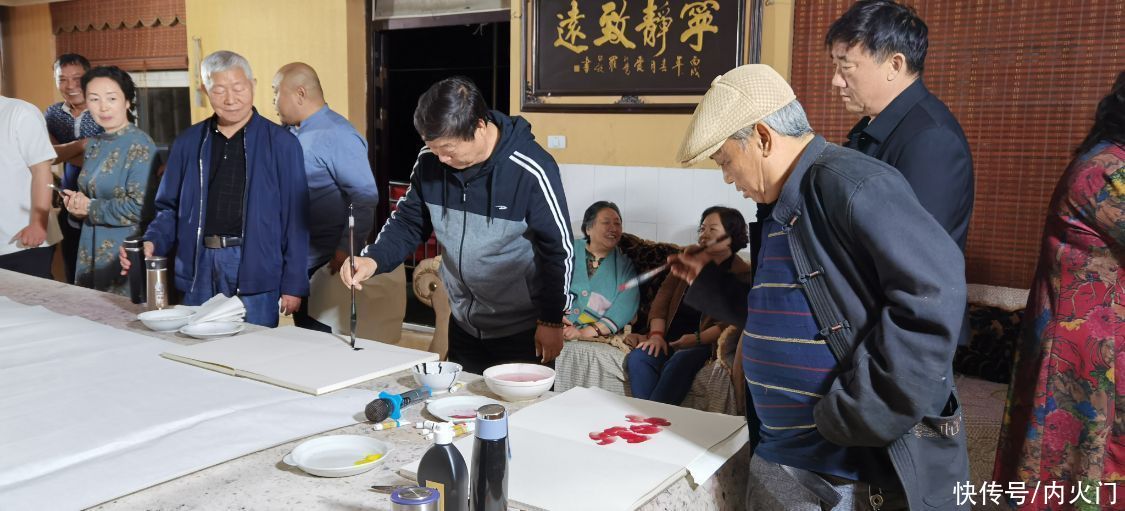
[1075,71,1125,157]
[413,76,493,142]
[825,0,928,75]
[700,206,749,253]
[81,66,138,122]
[581,201,622,243]
[54,53,91,73]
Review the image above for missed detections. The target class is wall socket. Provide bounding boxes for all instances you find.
[547,135,567,149]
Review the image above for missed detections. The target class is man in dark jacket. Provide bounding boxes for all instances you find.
[828,0,976,361]
[342,77,572,375]
[120,50,309,327]
[671,64,968,510]
[826,0,974,251]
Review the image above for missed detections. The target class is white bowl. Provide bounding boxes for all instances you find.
[412,361,462,391]
[483,363,555,401]
[138,308,195,332]
[282,434,391,478]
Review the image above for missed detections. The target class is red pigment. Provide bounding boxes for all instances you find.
[589,415,672,446]
[493,373,545,382]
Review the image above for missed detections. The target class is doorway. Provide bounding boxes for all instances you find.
[376,22,510,184]
[370,19,511,328]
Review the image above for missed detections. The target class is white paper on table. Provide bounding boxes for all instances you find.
[509,387,748,484]
[401,387,748,510]
[161,326,438,394]
[0,297,373,510]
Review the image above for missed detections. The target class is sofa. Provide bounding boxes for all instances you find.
[551,233,745,415]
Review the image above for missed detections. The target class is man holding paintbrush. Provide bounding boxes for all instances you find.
[668,64,968,510]
[341,77,572,375]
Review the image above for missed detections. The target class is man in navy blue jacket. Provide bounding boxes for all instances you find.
[341,77,572,375]
[120,51,309,327]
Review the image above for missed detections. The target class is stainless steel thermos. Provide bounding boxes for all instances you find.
[123,237,146,304]
[144,256,168,310]
[470,404,509,511]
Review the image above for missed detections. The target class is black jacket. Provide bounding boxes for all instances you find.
[845,80,974,251]
[687,136,969,510]
[846,80,974,346]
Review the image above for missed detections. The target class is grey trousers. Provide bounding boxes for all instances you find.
[746,455,908,511]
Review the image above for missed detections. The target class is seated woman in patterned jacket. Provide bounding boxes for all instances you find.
[563,201,639,340]
[626,206,750,405]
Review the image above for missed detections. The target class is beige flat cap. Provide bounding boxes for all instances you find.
[677,64,796,165]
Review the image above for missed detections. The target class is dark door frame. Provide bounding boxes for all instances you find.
[365,3,511,229]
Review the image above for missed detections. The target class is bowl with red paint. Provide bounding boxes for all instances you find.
[482,363,555,401]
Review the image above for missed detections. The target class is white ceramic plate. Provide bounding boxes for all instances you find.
[426,395,502,423]
[282,434,391,478]
[179,321,245,339]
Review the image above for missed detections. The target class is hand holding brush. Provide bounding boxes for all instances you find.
[618,233,729,292]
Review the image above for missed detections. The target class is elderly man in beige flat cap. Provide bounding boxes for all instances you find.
[668,64,969,511]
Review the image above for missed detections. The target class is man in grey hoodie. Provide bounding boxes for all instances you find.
[342,77,573,375]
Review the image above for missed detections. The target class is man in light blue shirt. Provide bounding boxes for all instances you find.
[273,62,379,332]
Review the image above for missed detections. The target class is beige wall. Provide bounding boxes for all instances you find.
[509,0,794,169]
[1,4,57,110]
[185,0,367,134]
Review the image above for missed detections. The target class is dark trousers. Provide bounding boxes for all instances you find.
[626,344,712,404]
[292,264,331,333]
[447,320,542,375]
[0,246,55,280]
[56,211,81,283]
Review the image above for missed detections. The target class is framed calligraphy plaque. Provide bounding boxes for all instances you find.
[521,0,761,113]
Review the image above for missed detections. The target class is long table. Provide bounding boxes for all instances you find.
[0,269,748,510]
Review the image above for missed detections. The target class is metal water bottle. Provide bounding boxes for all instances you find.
[470,404,508,511]
[145,256,169,310]
[123,237,146,304]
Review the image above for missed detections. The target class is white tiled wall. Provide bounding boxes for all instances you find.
[558,163,757,246]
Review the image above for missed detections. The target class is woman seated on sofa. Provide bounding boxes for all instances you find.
[626,206,750,404]
[563,201,639,340]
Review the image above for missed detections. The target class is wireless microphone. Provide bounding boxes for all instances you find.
[365,386,432,423]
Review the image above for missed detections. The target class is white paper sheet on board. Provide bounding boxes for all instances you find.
[509,387,748,484]
[162,326,438,394]
[401,387,748,510]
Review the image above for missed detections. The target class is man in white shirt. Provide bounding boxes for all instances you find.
[0,94,59,279]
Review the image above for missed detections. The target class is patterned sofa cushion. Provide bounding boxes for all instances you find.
[615,232,683,332]
[953,305,1023,384]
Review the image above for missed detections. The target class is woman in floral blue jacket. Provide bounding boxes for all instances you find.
[63,66,156,295]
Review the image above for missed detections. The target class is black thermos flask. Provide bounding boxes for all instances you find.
[470,404,508,511]
[123,236,146,304]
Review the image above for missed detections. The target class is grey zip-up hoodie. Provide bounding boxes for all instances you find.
[362,111,573,338]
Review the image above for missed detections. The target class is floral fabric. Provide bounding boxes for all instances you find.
[994,142,1125,509]
[74,124,157,295]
